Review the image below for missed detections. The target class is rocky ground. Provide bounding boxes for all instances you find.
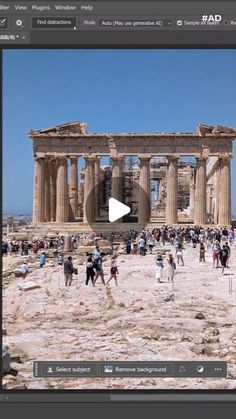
[2,242,236,390]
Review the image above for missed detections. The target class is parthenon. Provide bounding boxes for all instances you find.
[28,122,236,227]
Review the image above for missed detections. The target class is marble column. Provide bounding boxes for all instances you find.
[218,155,231,226]
[139,156,151,225]
[64,235,72,252]
[166,156,178,225]
[45,159,51,222]
[189,169,195,219]
[33,157,45,223]
[194,157,207,225]
[56,156,68,223]
[214,161,220,225]
[69,156,79,221]
[111,156,123,201]
[83,156,95,224]
[49,159,57,222]
[94,157,101,220]
[78,182,84,218]
[206,184,213,218]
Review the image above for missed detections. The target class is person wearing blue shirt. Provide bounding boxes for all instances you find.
[92,245,101,261]
[39,251,46,268]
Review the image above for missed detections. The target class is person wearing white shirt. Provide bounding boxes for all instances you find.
[139,237,145,256]
[19,262,29,279]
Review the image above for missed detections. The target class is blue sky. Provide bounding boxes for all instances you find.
[3,49,236,215]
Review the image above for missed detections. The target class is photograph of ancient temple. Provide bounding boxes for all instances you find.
[29,121,235,232]
[2,50,236,391]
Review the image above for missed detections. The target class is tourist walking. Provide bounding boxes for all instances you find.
[176,243,184,266]
[225,242,231,268]
[228,230,234,246]
[32,242,39,255]
[155,254,164,283]
[132,241,138,255]
[147,236,155,254]
[192,232,198,248]
[92,245,101,261]
[39,251,46,268]
[86,256,95,285]
[19,262,29,279]
[219,245,229,276]
[126,239,132,255]
[212,240,221,268]
[12,242,19,257]
[222,227,228,242]
[64,256,75,287]
[58,252,64,266]
[21,241,29,256]
[161,228,168,246]
[139,236,145,256]
[167,253,176,282]
[199,242,206,262]
[2,241,8,257]
[107,256,119,286]
[93,256,105,286]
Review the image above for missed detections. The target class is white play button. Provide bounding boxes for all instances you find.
[108,198,131,222]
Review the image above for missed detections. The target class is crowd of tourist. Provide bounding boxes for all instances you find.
[125,226,235,280]
[1,232,104,259]
[126,226,235,252]
[2,225,235,286]
[55,225,235,286]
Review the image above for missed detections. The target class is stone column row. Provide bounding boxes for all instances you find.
[218,155,231,226]
[33,153,232,227]
[139,155,179,226]
[164,154,231,226]
[33,156,76,223]
[192,155,231,226]
[32,155,180,226]
[165,155,210,226]
[84,155,178,226]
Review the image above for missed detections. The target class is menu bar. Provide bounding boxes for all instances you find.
[1,2,236,14]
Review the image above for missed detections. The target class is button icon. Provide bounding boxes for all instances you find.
[12,16,27,30]
[0,17,7,29]
[197,365,204,373]
[84,175,150,228]
[179,365,187,373]
[109,198,130,222]
[104,364,114,373]
[16,19,23,27]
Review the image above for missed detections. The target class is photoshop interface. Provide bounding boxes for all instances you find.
[1,0,236,404]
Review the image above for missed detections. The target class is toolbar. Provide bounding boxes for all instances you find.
[33,361,227,378]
